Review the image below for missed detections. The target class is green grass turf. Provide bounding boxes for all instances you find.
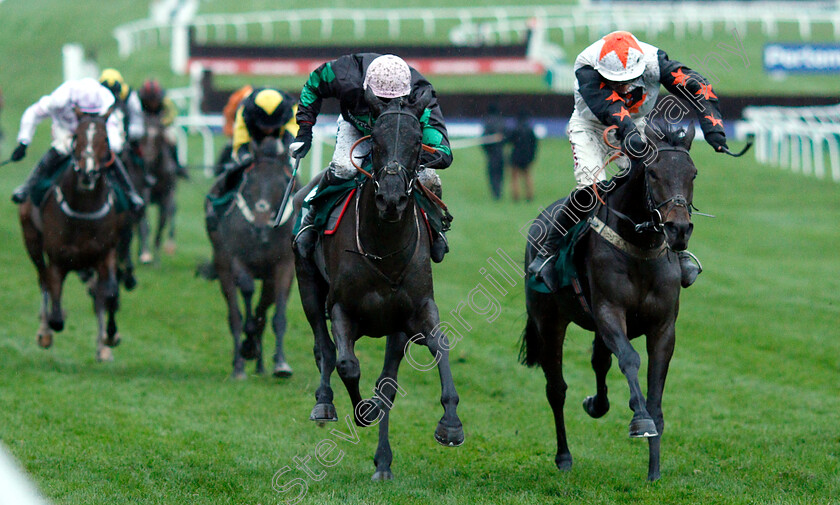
[1,2,839,504]
[1,135,839,504]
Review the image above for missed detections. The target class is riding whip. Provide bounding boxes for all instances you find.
[721,142,753,157]
[0,158,14,167]
[273,154,301,228]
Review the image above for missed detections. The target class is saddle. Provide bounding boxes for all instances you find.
[31,158,129,213]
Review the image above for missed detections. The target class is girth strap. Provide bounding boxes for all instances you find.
[589,216,667,261]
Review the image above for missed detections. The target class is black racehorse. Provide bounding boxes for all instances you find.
[521,122,698,481]
[138,111,177,264]
[205,137,297,379]
[18,111,127,361]
[294,88,464,481]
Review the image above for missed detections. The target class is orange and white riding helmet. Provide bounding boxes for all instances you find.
[594,31,646,82]
[364,54,412,99]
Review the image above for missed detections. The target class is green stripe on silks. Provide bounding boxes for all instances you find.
[526,219,589,293]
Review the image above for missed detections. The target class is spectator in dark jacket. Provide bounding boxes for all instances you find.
[481,103,506,200]
[507,110,538,202]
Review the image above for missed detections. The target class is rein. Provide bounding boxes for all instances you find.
[346,185,422,289]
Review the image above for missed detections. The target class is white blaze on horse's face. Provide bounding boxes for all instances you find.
[77,122,99,190]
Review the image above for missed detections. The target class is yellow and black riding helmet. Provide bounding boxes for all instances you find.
[99,68,129,101]
[243,88,294,131]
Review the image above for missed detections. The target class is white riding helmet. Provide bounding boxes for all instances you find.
[363,55,412,99]
[594,31,646,82]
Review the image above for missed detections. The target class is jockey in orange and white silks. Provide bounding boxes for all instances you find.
[569,31,727,187]
[10,77,144,210]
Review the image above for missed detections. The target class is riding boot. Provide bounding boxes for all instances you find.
[293,168,346,260]
[11,148,66,204]
[678,250,702,288]
[527,183,605,292]
[110,155,145,212]
[430,231,449,263]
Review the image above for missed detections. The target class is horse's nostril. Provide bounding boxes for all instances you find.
[398,195,408,206]
[375,194,386,206]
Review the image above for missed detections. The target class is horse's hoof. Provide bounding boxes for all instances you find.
[239,339,258,360]
[105,333,121,348]
[273,362,293,378]
[164,241,176,255]
[371,470,394,481]
[434,421,465,447]
[124,273,137,291]
[629,416,658,438]
[231,370,247,380]
[48,318,64,332]
[555,454,573,472]
[37,333,53,349]
[96,347,114,362]
[582,395,610,419]
[309,403,338,423]
[139,252,153,264]
[648,470,661,482]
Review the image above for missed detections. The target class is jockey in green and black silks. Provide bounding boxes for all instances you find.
[290,53,453,263]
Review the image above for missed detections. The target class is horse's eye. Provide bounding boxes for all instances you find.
[647,171,659,181]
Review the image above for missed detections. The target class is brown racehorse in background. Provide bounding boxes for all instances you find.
[137,111,177,265]
[18,111,127,361]
[205,137,297,379]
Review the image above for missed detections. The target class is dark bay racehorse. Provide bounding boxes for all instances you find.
[18,111,127,361]
[295,88,464,481]
[205,137,297,379]
[138,111,177,264]
[521,123,697,481]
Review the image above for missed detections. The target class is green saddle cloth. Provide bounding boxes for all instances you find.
[31,159,130,213]
[527,219,590,294]
[293,172,452,236]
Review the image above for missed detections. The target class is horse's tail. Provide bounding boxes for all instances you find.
[519,314,542,368]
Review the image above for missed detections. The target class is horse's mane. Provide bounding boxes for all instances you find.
[645,118,693,150]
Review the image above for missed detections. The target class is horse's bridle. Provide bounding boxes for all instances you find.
[641,146,693,233]
[350,107,428,196]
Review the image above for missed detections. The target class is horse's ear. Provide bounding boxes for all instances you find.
[682,121,696,150]
[365,87,387,117]
[409,87,433,117]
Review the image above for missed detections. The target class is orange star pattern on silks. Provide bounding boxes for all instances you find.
[605,91,623,103]
[599,82,606,89]
[599,31,643,67]
[695,83,717,100]
[704,115,723,127]
[612,107,631,121]
[627,93,648,114]
[671,68,688,86]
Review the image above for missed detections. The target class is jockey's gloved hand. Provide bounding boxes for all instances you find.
[291,127,313,159]
[622,133,648,158]
[236,151,254,169]
[11,142,27,162]
[705,131,728,152]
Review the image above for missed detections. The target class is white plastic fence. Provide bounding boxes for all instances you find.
[736,104,840,181]
[114,2,840,66]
